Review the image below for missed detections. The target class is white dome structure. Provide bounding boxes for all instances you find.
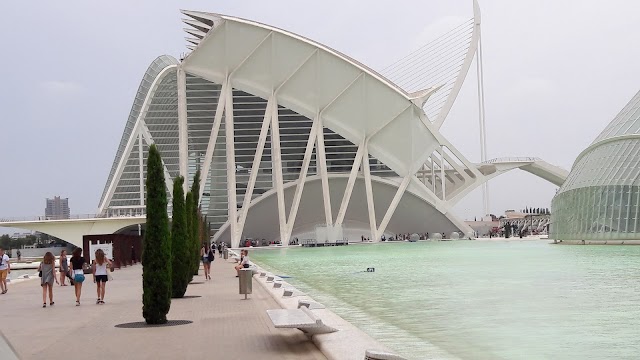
[551,90,640,241]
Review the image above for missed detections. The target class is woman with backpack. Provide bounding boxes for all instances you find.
[201,244,214,280]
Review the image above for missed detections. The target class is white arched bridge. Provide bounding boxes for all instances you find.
[0,214,145,248]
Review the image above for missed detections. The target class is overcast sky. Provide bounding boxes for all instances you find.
[1,0,639,233]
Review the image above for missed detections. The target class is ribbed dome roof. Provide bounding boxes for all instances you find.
[591,89,640,144]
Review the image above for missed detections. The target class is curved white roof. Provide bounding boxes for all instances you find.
[180,11,441,177]
[181,11,412,98]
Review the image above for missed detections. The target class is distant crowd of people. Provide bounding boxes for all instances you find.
[360,232,440,242]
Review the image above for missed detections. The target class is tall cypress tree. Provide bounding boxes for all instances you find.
[191,171,201,276]
[171,176,189,298]
[185,191,195,283]
[142,144,171,324]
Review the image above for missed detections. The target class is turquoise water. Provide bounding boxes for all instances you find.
[251,240,640,360]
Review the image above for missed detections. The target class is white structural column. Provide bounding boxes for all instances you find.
[476,28,489,215]
[270,98,288,243]
[362,142,378,240]
[284,113,321,242]
[315,116,333,226]
[335,140,365,225]
[198,81,227,204]
[430,156,436,192]
[224,81,239,246]
[376,175,412,240]
[439,145,446,200]
[138,131,144,205]
[236,97,274,244]
[177,66,189,190]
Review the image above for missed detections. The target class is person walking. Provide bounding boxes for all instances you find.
[39,252,58,307]
[217,243,222,258]
[0,247,10,294]
[70,248,86,306]
[59,249,69,286]
[92,249,112,304]
[201,244,212,280]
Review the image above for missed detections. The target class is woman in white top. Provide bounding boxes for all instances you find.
[92,249,113,305]
[234,250,250,277]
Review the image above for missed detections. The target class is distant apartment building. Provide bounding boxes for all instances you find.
[45,196,70,220]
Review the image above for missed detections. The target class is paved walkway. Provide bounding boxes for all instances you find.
[1,256,326,360]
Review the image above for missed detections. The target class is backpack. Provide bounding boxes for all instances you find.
[207,250,215,262]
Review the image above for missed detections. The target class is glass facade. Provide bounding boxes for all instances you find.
[551,90,640,240]
[99,55,179,208]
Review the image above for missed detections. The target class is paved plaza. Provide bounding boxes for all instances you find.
[1,257,326,360]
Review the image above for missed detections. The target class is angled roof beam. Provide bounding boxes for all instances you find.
[184,28,206,39]
[185,37,201,46]
[182,18,211,33]
[180,10,218,27]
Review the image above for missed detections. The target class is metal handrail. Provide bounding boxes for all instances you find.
[0,209,147,223]
[482,157,542,164]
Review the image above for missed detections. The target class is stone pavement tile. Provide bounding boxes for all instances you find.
[1,257,326,360]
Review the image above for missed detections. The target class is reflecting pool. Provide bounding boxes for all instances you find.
[251,240,640,359]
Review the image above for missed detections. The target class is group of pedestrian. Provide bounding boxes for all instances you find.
[197,243,251,278]
[201,242,231,278]
[38,247,113,308]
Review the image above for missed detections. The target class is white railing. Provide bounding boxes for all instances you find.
[0,207,146,223]
[482,157,542,164]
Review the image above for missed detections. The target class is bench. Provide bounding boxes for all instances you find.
[297,299,325,309]
[364,350,407,360]
[266,306,337,335]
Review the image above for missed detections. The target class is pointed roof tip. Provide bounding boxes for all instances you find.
[473,0,481,25]
[409,85,444,108]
